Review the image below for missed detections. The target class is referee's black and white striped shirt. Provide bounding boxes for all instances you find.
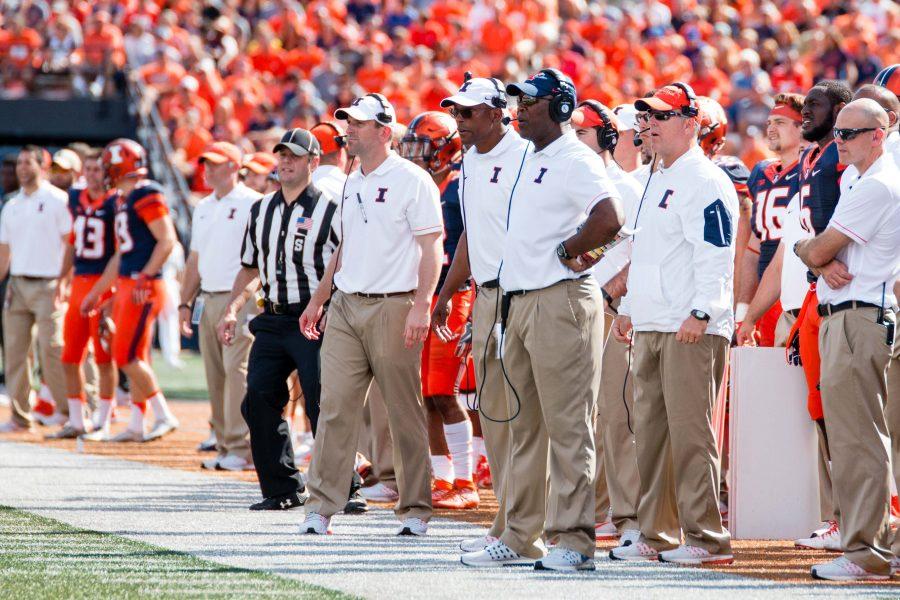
[240,184,340,306]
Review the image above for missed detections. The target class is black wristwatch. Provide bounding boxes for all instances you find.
[556,241,573,260]
[690,309,710,321]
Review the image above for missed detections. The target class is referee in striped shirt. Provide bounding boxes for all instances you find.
[217,128,345,511]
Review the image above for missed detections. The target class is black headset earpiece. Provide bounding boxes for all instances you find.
[579,100,619,152]
[540,68,576,123]
[488,78,508,109]
[670,81,699,118]
[366,93,394,124]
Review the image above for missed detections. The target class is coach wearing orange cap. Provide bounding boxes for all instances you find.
[310,122,349,201]
[611,83,737,566]
[180,142,261,471]
[241,153,278,195]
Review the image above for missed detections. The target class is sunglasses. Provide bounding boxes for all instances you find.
[833,126,884,141]
[518,95,547,107]
[448,106,485,120]
[648,110,683,121]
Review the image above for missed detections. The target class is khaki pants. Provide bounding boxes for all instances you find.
[886,321,900,555]
[596,319,640,532]
[820,308,894,574]
[774,309,797,348]
[632,331,731,554]
[471,286,513,538]
[199,292,255,461]
[3,276,67,425]
[306,291,431,521]
[357,381,396,490]
[499,278,603,559]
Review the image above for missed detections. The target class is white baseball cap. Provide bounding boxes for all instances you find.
[52,148,82,172]
[440,78,507,109]
[613,103,640,131]
[334,94,396,126]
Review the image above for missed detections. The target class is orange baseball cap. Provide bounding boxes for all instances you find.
[634,84,697,114]
[242,152,277,175]
[310,121,346,155]
[571,101,621,130]
[200,141,242,166]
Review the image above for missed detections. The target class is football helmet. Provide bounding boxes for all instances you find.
[697,96,728,158]
[399,111,461,175]
[874,64,900,97]
[102,138,148,187]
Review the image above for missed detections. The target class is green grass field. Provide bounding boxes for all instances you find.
[152,350,208,401]
[0,506,352,600]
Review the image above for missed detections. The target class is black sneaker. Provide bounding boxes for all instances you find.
[249,491,309,511]
[343,489,369,514]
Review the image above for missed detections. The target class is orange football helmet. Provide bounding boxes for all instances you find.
[874,65,900,98]
[399,111,461,175]
[697,96,728,157]
[102,138,148,186]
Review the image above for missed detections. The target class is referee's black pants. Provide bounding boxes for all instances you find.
[243,313,361,499]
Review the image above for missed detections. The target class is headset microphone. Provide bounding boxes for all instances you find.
[501,116,518,125]
[633,127,649,147]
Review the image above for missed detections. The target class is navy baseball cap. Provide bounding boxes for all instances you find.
[506,70,574,100]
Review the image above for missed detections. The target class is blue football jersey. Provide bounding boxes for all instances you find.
[438,166,465,291]
[115,180,169,278]
[798,140,845,236]
[748,158,801,277]
[69,188,118,276]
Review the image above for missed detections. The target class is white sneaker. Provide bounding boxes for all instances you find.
[619,529,641,547]
[595,520,618,541]
[197,429,217,452]
[300,513,332,535]
[609,539,659,561]
[535,546,595,571]
[659,544,734,566]
[460,540,529,567]
[795,520,841,551]
[397,517,428,536]
[110,429,145,443]
[80,426,111,442]
[201,456,223,470]
[217,454,254,472]
[359,482,399,502]
[811,556,889,581]
[459,535,499,553]
[34,412,66,427]
[143,416,179,442]
[0,392,10,407]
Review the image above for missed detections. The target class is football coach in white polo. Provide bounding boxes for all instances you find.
[298,94,443,537]
[610,83,737,566]
[460,69,623,572]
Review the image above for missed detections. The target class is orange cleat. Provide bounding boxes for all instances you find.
[474,456,492,489]
[432,479,465,509]
[454,479,480,509]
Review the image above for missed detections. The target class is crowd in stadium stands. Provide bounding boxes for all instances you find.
[1,0,899,194]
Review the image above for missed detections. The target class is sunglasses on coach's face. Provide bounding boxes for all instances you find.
[648,110,683,121]
[833,126,884,141]
[448,106,486,120]
[517,95,547,108]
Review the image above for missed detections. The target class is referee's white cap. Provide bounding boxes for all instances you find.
[440,78,507,108]
[334,94,396,126]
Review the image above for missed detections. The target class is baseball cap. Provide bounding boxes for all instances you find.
[334,94,396,126]
[200,141,242,165]
[52,148,82,172]
[506,70,574,101]
[571,102,620,130]
[242,152,277,175]
[273,128,321,157]
[635,84,695,113]
[310,122,345,155]
[440,78,507,108]
[613,104,640,131]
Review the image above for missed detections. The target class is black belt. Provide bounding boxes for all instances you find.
[201,289,230,295]
[351,290,414,299]
[263,300,306,316]
[785,308,800,318]
[16,275,55,281]
[501,275,590,328]
[817,301,880,317]
[478,278,500,290]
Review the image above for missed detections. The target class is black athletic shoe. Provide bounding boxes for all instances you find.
[343,489,369,514]
[249,491,309,511]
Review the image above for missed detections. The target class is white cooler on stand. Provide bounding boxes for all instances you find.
[728,346,821,539]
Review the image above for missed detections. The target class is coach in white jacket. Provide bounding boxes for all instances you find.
[610,84,738,566]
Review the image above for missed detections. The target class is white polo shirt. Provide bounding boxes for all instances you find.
[593,162,643,287]
[0,180,71,277]
[312,164,347,203]
[458,129,530,285]
[190,182,261,292]
[499,132,617,291]
[334,152,442,294]
[818,153,900,307]
[839,131,900,196]
[618,146,739,339]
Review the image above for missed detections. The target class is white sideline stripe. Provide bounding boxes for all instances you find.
[0,441,884,599]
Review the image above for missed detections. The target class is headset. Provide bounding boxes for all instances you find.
[578,99,619,152]
[365,93,394,125]
[314,121,347,148]
[539,68,577,123]
[670,81,699,118]
[463,71,508,109]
